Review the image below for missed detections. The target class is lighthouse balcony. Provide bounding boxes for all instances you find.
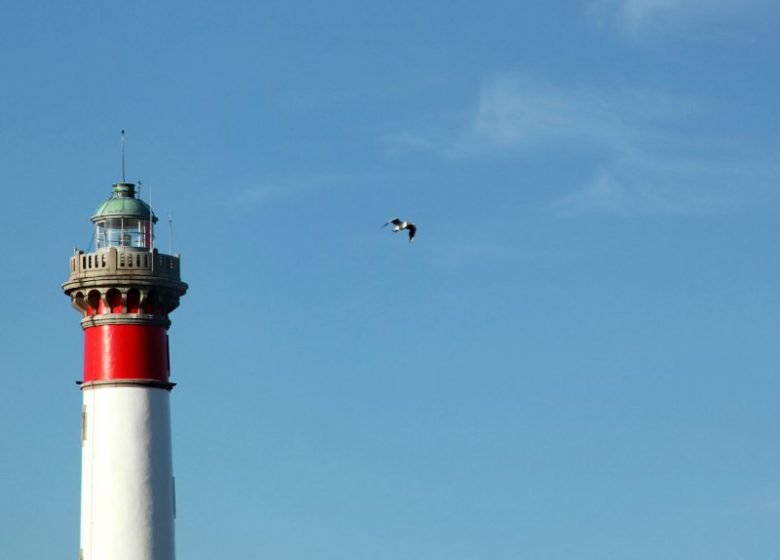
[67,246,181,282]
[63,247,188,323]
[63,246,188,321]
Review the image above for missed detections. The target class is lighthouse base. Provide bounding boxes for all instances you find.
[81,383,175,560]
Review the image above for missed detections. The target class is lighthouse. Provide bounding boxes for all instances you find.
[63,181,188,560]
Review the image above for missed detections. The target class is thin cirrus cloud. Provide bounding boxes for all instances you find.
[221,173,365,211]
[465,76,692,157]
[431,241,515,268]
[389,75,779,216]
[390,75,694,160]
[587,0,772,37]
[221,185,287,210]
[553,156,780,217]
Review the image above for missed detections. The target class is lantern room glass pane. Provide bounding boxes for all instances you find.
[95,218,152,249]
[96,221,108,249]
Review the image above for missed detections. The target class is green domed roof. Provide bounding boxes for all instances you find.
[91,182,157,223]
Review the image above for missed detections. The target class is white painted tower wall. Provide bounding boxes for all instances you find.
[81,385,176,560]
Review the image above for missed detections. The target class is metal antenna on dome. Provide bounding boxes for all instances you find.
[149,182,154,252]
[121,130,126,182]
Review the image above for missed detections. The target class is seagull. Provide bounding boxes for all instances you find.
[381,218,417,242]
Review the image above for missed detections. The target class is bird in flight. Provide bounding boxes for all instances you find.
[381,218,417,242]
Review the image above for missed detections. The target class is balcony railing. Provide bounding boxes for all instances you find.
[67,247,181,282]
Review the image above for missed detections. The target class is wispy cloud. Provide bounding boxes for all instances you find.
[766,498,780,511]
[431,242,515,268]
[221,185,288,210]
[390,75,694,160]
[221,173,366,212]
[554,156,780,217]
[389,75,780,217]
[464,76,692,157]
[587,0,772,38]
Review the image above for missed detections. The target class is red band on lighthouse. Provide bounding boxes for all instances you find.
[84,324,169,382]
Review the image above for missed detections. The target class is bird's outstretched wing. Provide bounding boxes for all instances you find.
[407,224,417,242]
[381,218,402,229]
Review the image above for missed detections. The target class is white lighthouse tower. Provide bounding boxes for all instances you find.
[63,180,188,560]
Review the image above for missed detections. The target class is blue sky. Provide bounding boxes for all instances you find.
[2,1,780,558]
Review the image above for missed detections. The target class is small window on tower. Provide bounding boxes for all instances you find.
[81,406,87,446]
